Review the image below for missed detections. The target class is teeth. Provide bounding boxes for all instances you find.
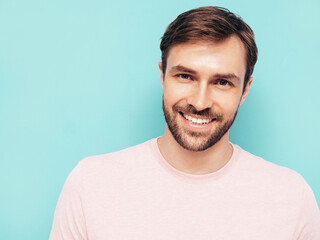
[183,114,212,124]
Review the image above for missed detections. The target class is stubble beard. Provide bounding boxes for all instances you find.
[162,98,238,152]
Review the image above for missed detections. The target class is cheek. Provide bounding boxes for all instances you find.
[162,88,175,107]
[213,91,242,114]
[163,82,189,104]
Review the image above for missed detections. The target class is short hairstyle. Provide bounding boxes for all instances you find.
[160,6,258,88]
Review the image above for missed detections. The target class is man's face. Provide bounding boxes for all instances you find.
[160,36,252,151]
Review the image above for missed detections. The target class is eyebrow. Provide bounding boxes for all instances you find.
[169,64,240,82]
[169,65,197,75]
[214,73,240,82]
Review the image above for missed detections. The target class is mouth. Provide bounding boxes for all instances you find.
[179,112,216,125]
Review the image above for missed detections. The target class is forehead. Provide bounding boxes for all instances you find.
[166,36,247,81]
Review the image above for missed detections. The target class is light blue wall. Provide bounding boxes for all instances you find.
[0,0,319,239]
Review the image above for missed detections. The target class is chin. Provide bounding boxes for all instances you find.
[172,130,225,152]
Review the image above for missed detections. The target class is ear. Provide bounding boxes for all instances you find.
[240,77,253,105]
[158,61,164,86]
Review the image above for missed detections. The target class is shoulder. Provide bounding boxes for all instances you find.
[233,145,320,237]
[232,144,314,204]
[234,144,306,185]
[72,138,156,180]
[232,143,318,207]
[81,138,154,164]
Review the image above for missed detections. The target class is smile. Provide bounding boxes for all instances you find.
[180,112,215,125]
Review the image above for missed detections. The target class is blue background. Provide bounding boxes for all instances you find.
[0,0,319,239]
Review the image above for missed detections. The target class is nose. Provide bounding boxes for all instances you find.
[187,83,213,111]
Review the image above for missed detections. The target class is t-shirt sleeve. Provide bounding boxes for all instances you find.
[294,179,320,240]
[49,162,87,240]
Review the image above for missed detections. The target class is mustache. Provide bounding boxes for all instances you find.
[172,104,223,120]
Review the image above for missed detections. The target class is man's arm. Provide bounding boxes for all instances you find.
[294,179,320,239]
[49,163,87,240]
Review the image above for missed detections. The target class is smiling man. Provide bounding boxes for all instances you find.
[50,6,320,239]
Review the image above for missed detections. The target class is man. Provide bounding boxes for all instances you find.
[50,6,320,239]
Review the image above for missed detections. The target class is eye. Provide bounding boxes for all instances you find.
[218,79,230,86]
[177,74,193,81]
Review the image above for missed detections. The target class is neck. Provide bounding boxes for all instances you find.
[157,126,233,175]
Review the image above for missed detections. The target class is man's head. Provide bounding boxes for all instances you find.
[159,7,258,152]
[160,6,257,89]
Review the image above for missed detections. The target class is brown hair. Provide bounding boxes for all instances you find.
[160,6,258,88]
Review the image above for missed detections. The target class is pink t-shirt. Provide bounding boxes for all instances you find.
[50,139,320,239]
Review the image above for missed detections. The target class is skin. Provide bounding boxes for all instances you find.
[157,35,253,175]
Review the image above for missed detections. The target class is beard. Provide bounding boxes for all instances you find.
[162,98,238,152]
